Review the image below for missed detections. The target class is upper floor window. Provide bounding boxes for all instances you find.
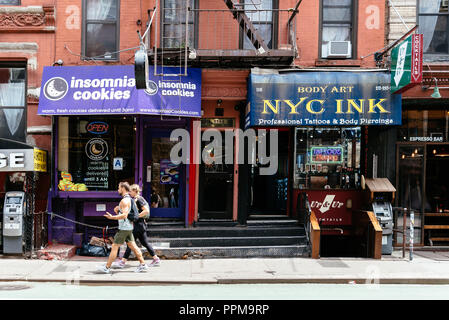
[320,0,354,59]
[162,0,196,48]
[419,0,449,56]
[83,0,119,60]
[0,0,20,4]
[0,65,26,142]
[242,0,276,50]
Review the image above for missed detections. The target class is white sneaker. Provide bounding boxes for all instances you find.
[148,257,161,267]
[96,264,111,274]
[111,260,126,269]
[134,263,149,273]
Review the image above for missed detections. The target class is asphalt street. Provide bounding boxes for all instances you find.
[1,282,449,300]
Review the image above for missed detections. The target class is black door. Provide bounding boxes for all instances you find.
[249,130,289,215]
[198,131,234,220]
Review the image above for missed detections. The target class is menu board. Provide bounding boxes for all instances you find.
[160,159,180,185]
[310,146,343,164]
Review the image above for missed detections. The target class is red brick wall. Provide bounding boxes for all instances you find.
[296,0,385,68]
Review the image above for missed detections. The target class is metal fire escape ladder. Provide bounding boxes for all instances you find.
[223,0,269,54]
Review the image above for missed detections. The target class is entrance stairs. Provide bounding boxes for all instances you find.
[143,218,309,259]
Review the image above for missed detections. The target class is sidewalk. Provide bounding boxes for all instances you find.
[0,250,449,285]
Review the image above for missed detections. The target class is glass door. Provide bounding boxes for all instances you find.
[396,145,425,245]
[143,128,184,218]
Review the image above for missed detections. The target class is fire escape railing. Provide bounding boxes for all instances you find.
[187,7,298,55]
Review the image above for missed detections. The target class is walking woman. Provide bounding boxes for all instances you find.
[112,184,161,268]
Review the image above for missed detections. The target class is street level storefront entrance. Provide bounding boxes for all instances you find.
[245,69,402,256]
[38,65,201,245]
[0,139,48,255]
[396,107,449,247]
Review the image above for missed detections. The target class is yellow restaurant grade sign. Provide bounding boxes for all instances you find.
[33,148,47,172]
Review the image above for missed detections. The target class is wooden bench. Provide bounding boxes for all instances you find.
[424,225,449,229]
[424,225,449,246]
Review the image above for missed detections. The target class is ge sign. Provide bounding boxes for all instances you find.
[0,152,25,169]
[0,149,35,172]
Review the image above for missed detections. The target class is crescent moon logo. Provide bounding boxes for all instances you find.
[85,138,108,161]
[144,80,158,96]
[43,77,68,101]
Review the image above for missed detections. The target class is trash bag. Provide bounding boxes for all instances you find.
[77,243,110,257]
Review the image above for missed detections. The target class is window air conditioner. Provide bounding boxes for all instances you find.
[443,0,448,7]
[327,41,352,58]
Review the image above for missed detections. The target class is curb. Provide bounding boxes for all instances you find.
[1,277,449,285]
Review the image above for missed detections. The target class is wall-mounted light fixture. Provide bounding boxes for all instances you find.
[431,77,442,99]
[52,59,63,66]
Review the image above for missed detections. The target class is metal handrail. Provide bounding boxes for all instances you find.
[302,193,312,248]
[392,207,414,260]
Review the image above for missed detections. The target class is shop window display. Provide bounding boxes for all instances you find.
[293,127,361,190]
[57,116,135,191]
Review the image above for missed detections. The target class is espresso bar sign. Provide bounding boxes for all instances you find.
[410,136,444,142]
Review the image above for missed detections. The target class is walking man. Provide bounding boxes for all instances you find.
[112,184,160,268]
[97,182,148,274]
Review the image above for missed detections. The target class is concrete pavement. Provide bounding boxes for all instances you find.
[1,250,449,285]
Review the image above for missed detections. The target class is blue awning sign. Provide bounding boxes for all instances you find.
[246,71,402,127]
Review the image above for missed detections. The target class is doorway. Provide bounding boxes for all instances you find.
[395,143,449,246]
[396,144,425,245]
[143,127,185,219]
[198,131,234,220]
[249,129,290,216]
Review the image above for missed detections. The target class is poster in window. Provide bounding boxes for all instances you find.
[160,159,179,185]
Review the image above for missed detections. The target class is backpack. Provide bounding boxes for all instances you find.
[136,196,150,222]
[123,194,140,223]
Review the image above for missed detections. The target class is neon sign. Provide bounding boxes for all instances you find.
[86,121,109,135]
[310,146,343,164]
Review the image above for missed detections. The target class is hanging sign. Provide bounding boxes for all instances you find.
[391,34,423,94]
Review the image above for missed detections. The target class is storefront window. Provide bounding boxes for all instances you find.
[398,110,449,142]
[293,127,361,190]
[57,116,135,191]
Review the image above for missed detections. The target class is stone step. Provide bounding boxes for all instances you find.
[147,226,306,238]
[147,235,307,248]
[142,245,309,259]
[246,219,300,227]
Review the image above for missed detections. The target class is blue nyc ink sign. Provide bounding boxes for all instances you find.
[246,71,402,127]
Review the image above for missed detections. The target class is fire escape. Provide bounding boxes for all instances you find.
[145,0,302,69]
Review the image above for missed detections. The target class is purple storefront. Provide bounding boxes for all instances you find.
[38,65,201,245]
